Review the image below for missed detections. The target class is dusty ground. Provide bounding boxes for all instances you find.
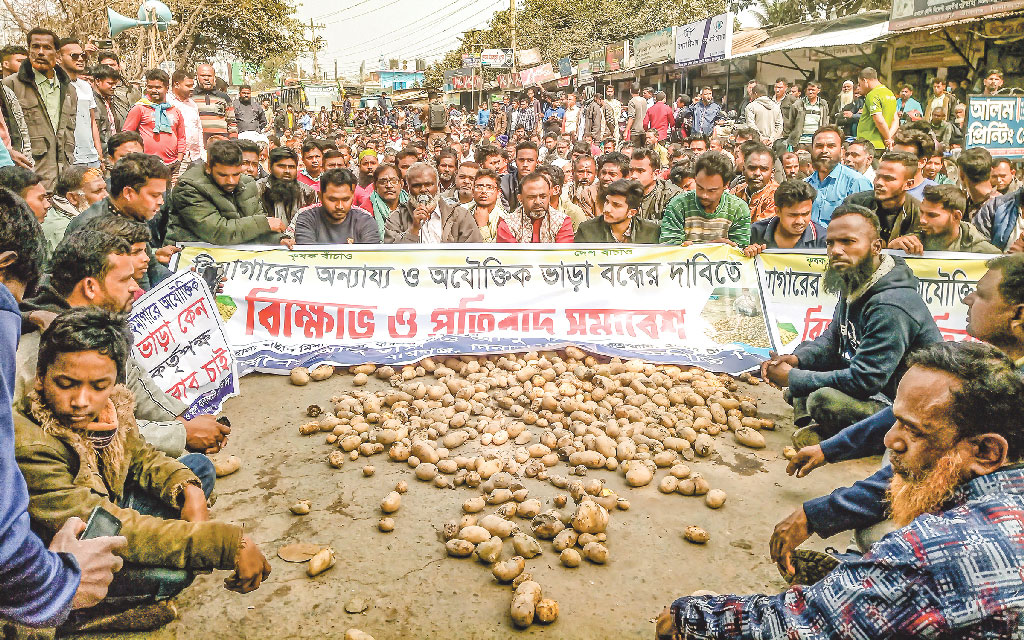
[84,370,879,640]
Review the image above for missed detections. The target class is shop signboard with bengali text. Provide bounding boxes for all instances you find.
[964,96,1024,159]
[674,13,730,67]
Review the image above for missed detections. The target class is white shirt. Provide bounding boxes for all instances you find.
[71,79,99,164]
[563,106,580,134]
[420,205,443,243]
[168,94,203,162]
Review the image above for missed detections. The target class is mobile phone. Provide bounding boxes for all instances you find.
[199,265,220,294]
[80,506,122,540]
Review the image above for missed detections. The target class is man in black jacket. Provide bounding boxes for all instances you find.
[499,141,539,207]
[763,204,942,447]
[842,152,921,245]
[233,85,267,134]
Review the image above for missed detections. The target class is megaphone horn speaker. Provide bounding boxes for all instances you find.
[108,8,145,37]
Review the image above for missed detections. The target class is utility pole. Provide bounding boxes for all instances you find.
[307,18,326,80]
[509,0,517,74]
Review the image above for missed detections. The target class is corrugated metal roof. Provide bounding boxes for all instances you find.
[730,10,891,57]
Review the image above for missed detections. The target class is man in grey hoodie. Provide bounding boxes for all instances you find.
[745,83,783,146]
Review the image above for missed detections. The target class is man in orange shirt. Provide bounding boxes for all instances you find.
[730,141,778,222]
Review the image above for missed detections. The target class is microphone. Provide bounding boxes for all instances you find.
[417,194,430,205]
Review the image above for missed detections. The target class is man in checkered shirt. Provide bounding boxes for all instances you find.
[658,340,1024,639]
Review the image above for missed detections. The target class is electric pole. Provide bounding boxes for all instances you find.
[307,18,326,80]
[510,0,517,74]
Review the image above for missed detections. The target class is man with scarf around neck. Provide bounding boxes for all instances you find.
[17,230,231,463]
[14,308,271,632]
[762,205,941,447]
[659,340,1024,639]
[495,172,574,243]
[384,162,481,244]
[368,163,407,240]
[255,147,317,231]
[121,70,183,170]
[0,194,126,630]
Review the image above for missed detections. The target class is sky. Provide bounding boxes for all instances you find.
[295,0,509,80]
[294,0,761,81]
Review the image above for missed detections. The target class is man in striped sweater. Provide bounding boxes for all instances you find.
[194,64,236,146]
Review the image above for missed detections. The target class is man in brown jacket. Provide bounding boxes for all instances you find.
[2,28,78,191]
[15,308,270,630]
[384,162,482,243]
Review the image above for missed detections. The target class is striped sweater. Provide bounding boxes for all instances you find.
[194,87,236,143]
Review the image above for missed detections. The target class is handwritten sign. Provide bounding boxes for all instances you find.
[129,270,239,418]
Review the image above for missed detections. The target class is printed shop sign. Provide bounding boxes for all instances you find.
[129,269,240,418]
[965,96,1024,159]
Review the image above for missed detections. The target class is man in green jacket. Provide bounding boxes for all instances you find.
[15,308,271,630]
[575,179,660,244]
[167,139,286,245]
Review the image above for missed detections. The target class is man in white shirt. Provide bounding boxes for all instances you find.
[563,93,581,140]
[58,38,102,168]
[167,69,203,176]
[604,85,622,145]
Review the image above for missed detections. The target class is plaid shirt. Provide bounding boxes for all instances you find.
[514,107,537,134]
[668,465,1024,639]
[660,190,751,247]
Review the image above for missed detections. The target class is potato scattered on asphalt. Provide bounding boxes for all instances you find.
[378,517,395,532]
[212,455,241,477]
[510,581,543,628]
[684,526,711,544]
[560,548,582,568]
[380,491,401,514]
[705,489,727,509]
[289,499,311,515]
[307,547,335,576]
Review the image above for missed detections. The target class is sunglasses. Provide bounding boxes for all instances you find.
[69,53,87,61]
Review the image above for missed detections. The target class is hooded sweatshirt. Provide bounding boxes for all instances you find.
[789,254,943,401]
[744,96,783,144]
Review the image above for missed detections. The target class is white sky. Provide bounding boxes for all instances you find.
[294,0,763,80]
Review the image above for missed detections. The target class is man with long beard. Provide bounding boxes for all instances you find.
[771,254,1024,580]
[659,339,1024,639]
[762,205,941,447]
[256,147,317,229]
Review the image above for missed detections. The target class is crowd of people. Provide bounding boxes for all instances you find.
[1,24,1024,638]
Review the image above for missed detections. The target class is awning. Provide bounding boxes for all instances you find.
[730,16,890,59]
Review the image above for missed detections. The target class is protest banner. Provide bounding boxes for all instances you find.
[129,269,240,418]
[174,244,770,375]
[755,250,987,353]
[965,96,1024,158]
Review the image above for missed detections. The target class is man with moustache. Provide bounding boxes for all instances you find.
[495,172,574,243]
[659,339,1024,638]
[772,254,1024,580]
[256,147,317,228]
[804,125,871,225]
[843,151,922,245]
[889,184,999,254]
[762,205,941,447]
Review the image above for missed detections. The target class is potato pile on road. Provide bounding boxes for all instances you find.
[289,348,772,629]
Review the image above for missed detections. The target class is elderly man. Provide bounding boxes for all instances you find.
[773,253,1024,579]
[495,172,574,243]
[383,162,481,243]
[41,165,107,252]
[763,204,941,447]
[661,339,1024,638]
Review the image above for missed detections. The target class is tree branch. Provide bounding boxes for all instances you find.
[1,0,29,33]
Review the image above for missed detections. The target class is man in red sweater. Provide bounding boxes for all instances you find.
[122,69,184,169]
[495,172,574,243]
[642,90,674,142]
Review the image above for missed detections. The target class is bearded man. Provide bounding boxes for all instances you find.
[659,340,1024,638]
[256,146,317,228]
[771,253,1024,581]
[762,204,941,447]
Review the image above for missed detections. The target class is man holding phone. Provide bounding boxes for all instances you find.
[14,307,271,631]
[0,192,124,629]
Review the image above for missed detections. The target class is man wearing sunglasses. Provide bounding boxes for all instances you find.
[57,38,103,171]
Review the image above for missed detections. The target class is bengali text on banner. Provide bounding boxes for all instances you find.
[755,249,988,353]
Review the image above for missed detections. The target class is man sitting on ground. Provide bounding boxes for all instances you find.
[660,340,1024,638]
[293,169,378,244]
[17,230,231,460]
[167,140,286,245]
[383,162,481,243]
[762,205,941,447]
[843,151,921,245]
[889,184,999,254]
[730,141,778,222]
[575,179,660,244]
[772,253,1024,577]
[744,179,825,256]
[42,166,108,256]
[495,172,574,243]
[15,308,271,630]
[628,148,682,221]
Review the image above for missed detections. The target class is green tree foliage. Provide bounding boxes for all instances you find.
[750,0,892,26]
[423,0,726,89]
